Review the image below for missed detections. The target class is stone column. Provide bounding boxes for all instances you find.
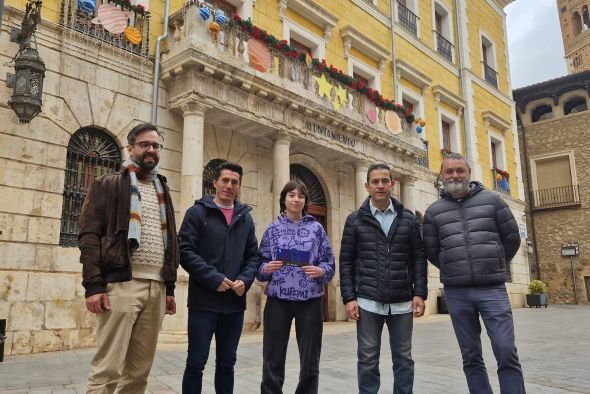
[400,176,417,212]
[272,134,291,218]
[355,161,368,209]
[179,102,208,217]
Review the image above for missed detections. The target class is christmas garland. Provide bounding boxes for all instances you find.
[110,0,150,16]
[229,14,415,123]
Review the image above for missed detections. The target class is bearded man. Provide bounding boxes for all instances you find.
[79,123,179,393]
[422,153,526,394]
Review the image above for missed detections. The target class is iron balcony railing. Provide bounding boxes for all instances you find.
[492,168,510,195]
[59,152,121,247]
[416,139,429,168]
[59,0,151,58]
[398,1,419,36]
[433,30,453,62]
[531,185,581,210]
[483,62,498,88]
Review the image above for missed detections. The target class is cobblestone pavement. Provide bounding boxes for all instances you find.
[1,305,589,393]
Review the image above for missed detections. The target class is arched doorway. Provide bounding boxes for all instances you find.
[289,164,330,321]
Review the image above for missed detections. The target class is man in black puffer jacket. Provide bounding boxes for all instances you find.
[340,163,427,394]
[423,153,525,394]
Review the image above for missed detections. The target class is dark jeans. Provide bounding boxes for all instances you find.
[357,308,414,394]
[445,285,526,394]
[182,309,244,394]
[261,297,323,394]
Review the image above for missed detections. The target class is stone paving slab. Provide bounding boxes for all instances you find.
[1,305,589,393]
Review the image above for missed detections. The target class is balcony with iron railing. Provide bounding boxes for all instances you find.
[433,30,453,62]
[483,62,498,89]
[492,168,510,195]
[59,0,151,58]
[531,185,581,210]
[397,2,419,37]
[163,5,426,155]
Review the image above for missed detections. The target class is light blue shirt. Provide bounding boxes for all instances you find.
[358,199,413,315]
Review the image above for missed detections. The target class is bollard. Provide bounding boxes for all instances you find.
[0,319,6,362]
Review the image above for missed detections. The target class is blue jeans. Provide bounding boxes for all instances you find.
[445,285,525,394]
[357,309,414,394]
[182,309,244,394]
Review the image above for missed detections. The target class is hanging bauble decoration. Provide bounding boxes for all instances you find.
[416,125,423,134]
[415,118,420,124]
[124,26,142,45]
[500,178,509,190]
[495,173,503,182]
[199,6,211,21]
[420,119,426,127]
[77,0,96,14]
[215,10,226,25]
[209,21,221,35]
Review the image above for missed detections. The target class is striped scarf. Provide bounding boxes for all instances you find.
[123,159,168,251]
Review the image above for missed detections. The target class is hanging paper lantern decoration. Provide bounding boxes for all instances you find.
[385,110,402,134]
[247,38,272,72]
[496,173,503,182]
[124,26,142,45]
[416,125,423,134]
[77,0,96,14]
[215,9,226,25]
[199,6,211,21]
[367,108,377,123]
[91,4,128,34]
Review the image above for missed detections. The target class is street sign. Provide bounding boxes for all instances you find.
[561,243,580,257]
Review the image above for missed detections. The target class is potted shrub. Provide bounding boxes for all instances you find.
[526,279,549,308]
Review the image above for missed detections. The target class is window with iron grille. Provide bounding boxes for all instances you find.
[203,159,228,197]
[59,128,122,247]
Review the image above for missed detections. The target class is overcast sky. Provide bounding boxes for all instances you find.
[505,0,568,89]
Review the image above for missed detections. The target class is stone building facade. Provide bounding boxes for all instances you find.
[514,70,590,304]
[0,0,529,356]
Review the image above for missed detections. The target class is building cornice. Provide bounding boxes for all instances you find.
[432,85,465,114]
[482,110,511,131]
[340,25,391,70]
[395,59,432,95]
[279,0,338,41]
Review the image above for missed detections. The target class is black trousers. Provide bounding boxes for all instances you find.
[260,296,324,394]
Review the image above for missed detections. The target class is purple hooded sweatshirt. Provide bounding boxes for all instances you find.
[257,214,335,301]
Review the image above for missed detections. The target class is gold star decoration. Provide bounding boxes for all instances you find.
[315,74,334,100]
[336,85,348,106]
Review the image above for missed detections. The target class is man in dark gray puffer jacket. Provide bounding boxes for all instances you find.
[423,153,525,394]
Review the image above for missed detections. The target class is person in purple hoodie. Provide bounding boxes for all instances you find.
[257,180,335,394]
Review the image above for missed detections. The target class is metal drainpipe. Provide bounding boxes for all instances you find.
[151,0,171,125]
[454,0,473,162]
[390,0,398,101]
[520,118,542,280]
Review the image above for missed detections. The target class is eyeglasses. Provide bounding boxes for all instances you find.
[132,141,164,151]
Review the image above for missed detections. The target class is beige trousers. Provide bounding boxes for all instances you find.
[87,279,165,394]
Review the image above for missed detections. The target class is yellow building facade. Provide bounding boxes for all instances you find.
[0,0,529,355]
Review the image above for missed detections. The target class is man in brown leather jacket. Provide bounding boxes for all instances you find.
[79,123,179,393]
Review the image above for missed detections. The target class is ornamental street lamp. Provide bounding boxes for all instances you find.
[6,0,45,124]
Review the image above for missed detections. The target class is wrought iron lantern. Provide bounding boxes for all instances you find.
[7,46,45,123]
[6,0,45,124]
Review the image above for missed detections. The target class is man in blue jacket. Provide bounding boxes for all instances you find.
[422,153,525,394]
[179,162,259,394]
